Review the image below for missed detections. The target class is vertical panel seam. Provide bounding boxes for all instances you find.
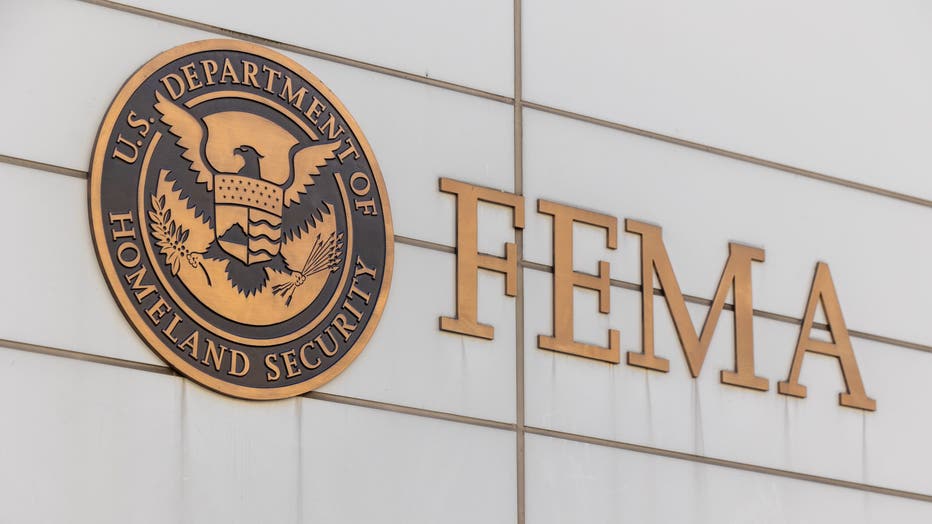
[296,398,303,524]
[179,380,188,524]
[514,0,526,522]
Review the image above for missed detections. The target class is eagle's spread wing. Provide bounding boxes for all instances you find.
[154,91,215,226]
[284,141,341,205]
[155,92,213,189]
[282,141,341,241]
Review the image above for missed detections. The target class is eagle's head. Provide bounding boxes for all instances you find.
[234,145,264,158]
[233,145,264,180]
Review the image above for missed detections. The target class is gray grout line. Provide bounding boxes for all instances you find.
[394,235,455,254]
[0,154,86,179]
[304,391,515,432]
[525,426,932,503]
[519,259,550,273]
[2,334,930,504]
[522,102,932,210]
[515,236,527,524]
[520,259,932,354]
[0,335,514,433]
[513,0,526,522]
[80,0,514,105]
[0,337,175,376]
[844,330,932,354]
[80,0,932,211]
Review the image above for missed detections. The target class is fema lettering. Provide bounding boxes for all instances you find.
[439,179,876,411]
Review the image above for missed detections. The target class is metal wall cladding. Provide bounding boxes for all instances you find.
[523,0,932,200]
[1,0,931,522]
[524,270,932,495]
[526,434,932,524]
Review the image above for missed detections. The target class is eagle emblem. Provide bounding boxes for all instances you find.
[150,91,345,310]
[89,40,392,399]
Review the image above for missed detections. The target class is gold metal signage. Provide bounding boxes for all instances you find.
[440,179,876,412]
[84,39,872,411]
[89,40,393,399]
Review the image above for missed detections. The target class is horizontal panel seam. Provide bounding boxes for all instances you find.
[79,0,514,105]
[0,336,927,502]
[523,103,932,209]
[0,336,515,431]
[0,152,927,354]
[74,1,932,210]
[520,260,932,354]
[0,336,515,426]
[526,426,932,503]
[395,235,455,254]
[0,337,176,375]
[0,154,86,179]
[304,391,515,432]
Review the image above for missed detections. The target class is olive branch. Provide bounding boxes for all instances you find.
[149,193,210,284]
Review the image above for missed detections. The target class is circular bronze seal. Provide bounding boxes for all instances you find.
[89,40,393,399]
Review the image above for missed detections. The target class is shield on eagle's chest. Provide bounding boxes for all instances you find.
[214,174,284,265]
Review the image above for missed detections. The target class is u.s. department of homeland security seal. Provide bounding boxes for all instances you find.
[89,40,393,399]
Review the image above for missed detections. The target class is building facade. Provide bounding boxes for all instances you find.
[2,0,932,522]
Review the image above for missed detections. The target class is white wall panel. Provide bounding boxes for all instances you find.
[320,243,517,423]
[1,0,930,521]
[0,346,182,524]
[324,68,514,247]
[857,338,932,494]
[526,434,932,524]
[0,0,514,246]
[523,108,932,348]
[181,384,301,524]
[524,267,932,495]
[0,0,213,172]
[300,398,517,523]
[0,163,163,365]
[524,0,932,199]
[118,0,514,96]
